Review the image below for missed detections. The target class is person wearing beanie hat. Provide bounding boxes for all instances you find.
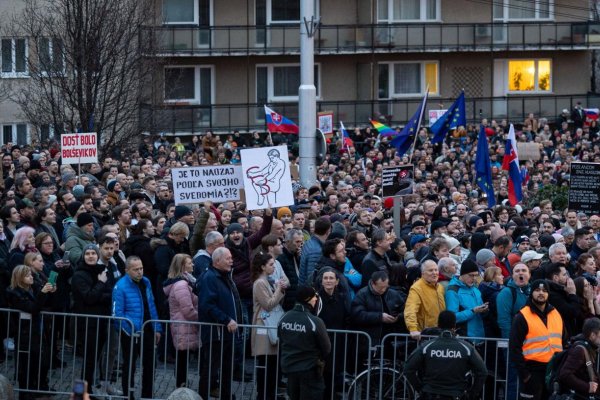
[475,248,496,269]
[445,257,487,340]
[67,201,83,218]
[64,210,96,265]
[468,215,483,231]
[77,212,94,228]
[507,235,530,267]
[509,277,562,400]
[277,206,292,223]
[72,184,85,200]
[278,284,331,399]
[430,220,447,236]
[226,223,243,235]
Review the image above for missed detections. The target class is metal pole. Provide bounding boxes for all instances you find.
[298,0,318,188]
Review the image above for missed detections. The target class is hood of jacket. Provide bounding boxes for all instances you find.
[163,276,186,296]
[69,224,95,242]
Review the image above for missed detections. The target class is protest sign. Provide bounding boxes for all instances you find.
[428,110,447,125]
[240,145,294,210]
[61,132,98,164]
[382,165,415,197]
[568,162,600,216]
[516,143,541,161]
[171,165,243,205]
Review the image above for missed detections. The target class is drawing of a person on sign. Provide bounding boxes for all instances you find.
[246,148,286,206]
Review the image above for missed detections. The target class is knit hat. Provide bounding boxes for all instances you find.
[174,205,193,220]
[410,234,427,248]
[530,279,549,296]
[515,235,530,245]
[62,173,76,184]
[77,212,94,227]
[107,180,117,192]
[29,160,42,170]
[166,388,202,400]
[296,285,317,303]
[67,201,82,217]
[468,215,482,229]
[277,207,292,219]
[328,221,347,240]
[460,259,479,276]
[72,184,85,199]
[539,234,556,249]
[226,223,244,235]
[475,248,496,267]
[412,220,426,228]
[446,237,460,252]
[430,220,447,233]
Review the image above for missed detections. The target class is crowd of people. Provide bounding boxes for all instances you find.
[0,109,599,400]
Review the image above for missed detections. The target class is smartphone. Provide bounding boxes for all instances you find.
[73,379,86,400]
[48,271,58,286]
[62,251,71,263]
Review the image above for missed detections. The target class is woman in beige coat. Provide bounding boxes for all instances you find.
[251,252,284,400]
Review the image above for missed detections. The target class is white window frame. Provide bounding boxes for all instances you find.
[163,65,214,104]
[256,63,321,102]
[38,37,65,76]
[1,123,30,146]
[162,0,199,25]
[266,0,318,24]
[493,59,553,95]
[493,0,553,21]
[0,38,29,78]
[380,61,439,98]
[377,0,441,23]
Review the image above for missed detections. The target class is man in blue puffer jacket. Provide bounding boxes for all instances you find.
[113,255,162,400]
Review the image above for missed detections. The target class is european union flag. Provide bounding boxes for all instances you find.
[430,91,466,144]
[475,125,496,208]
[391,93,428,157]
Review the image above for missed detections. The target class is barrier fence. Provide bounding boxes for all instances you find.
[0,308,518,399]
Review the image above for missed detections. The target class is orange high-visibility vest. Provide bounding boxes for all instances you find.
[519,306,563,363]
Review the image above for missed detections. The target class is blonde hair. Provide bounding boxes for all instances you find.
[10,265,32,290]
[169,222,190,237]
[483,266,502,283]
[24,252,42,268]
[167,253,192,279]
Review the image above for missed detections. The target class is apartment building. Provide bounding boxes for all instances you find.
[138,0,600,136]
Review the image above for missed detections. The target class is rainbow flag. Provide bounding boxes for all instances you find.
[370,120,397,137]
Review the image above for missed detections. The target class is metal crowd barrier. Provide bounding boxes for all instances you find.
[1,307,520,400]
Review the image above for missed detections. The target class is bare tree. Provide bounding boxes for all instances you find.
[4,0,158,155]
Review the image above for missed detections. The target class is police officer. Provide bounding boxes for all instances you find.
[278,285,331,400]
[404,310,488,400]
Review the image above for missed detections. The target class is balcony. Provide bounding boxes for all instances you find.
[140,22,600,56]
[139,93,600,134]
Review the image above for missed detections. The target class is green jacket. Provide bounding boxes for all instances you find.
[64,225,95,265]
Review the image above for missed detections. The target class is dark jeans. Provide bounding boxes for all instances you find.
[175,349,191,388]
[518,365,547,400]
[81,320,107,394]
[286,368,325,400]
[120,326,156,400]
[199,340,234,400]
[256,354,278,400]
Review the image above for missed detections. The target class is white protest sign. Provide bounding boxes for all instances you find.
[240,145,293,210]
[61,132,98,164]
[428,109,447,125]
[171,165,243,205]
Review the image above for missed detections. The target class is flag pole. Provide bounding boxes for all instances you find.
[409,86,429,165]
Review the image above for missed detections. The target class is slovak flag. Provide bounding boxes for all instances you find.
[264,105,299,134]
[340,121,354,149]
[502,124,523,206]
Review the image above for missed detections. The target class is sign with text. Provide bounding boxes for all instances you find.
[382,165,415,197]
[171,165,243,205]
[428,109,447,125]
[318,111,334,137]
[568,162,600,216]
[516,142,541,161]
[61,132,98,164]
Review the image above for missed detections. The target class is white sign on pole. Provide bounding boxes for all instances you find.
[240,145,294,210]
[428,109,447,125]
[61,132,98,164]
[171,165,243,205]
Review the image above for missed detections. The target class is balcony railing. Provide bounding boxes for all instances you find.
[139,93,600,134]
[141,22,600,56]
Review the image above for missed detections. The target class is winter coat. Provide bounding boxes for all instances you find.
[123,234,157,286]
[547,279,584,339]
[351,282,407,344]
[478,281,503,337]
[278,247,300,311]
[359,249,392,288]
[226,214,272,298]
[41,250,72,312]
[445,276,486,339]
[112,275,161,335]
[64,225,95,265]
[71,262,113,320]
[0,237,11,307]
[192,249,212,281]
[6,286,49,348]
[163,276,199,351]
[404,278,446,333]
[558,338,600,399]
[251,276,284,356]
[198,265,243,343]
[298,235,325,285]
[496,279,530,339]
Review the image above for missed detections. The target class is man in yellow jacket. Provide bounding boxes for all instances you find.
[404,260,446,339]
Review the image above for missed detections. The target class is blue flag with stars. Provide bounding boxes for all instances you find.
[391,92,428,157]
[475,124,496,208]
[430,91,466,144]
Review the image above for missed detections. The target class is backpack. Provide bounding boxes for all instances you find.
[545,341,586,393]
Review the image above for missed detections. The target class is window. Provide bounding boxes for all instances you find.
[38,38,65,74]
[1,38,28,77]
[493,0,551,20]
[256,0,318,24]
[163,0,198,24]
[378,62,438,98]
[256,64,320,102]
[164,65,213,103]
[377,0,439,22]
[507,60,551,92]
[39,124,64,142]
[1,124,29,146]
